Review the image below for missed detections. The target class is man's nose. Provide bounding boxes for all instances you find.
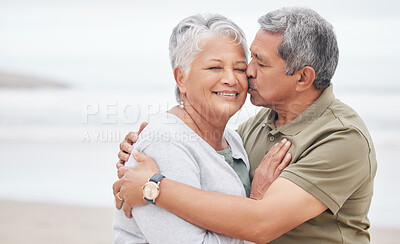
[246,59,256,79]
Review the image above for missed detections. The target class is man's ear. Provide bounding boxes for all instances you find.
[174,67,186,94]
[295,66,316,92]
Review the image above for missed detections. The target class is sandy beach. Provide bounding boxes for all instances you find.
[0,200,114,244]
[0,200,398,244]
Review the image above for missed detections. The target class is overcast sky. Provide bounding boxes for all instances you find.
[0,0,399,90]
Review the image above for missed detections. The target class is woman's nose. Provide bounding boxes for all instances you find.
[221,69,237,86]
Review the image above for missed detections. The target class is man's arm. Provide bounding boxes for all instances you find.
[155,177,327,243]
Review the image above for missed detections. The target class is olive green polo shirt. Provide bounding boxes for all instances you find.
[237,85,377,244]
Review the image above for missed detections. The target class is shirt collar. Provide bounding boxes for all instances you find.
[264,84,336,136]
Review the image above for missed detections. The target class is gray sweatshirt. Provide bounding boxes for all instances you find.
[113,112,250,244]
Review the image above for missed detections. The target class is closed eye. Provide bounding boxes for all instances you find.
[235,68,246,72]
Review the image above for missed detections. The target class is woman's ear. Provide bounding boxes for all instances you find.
[295,66,316,92]
[174,67,186,94]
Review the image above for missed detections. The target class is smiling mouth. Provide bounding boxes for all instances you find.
[212,92,239,97]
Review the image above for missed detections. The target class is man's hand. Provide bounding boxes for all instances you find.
[116,122,148,173]
[250,138,291,200]
[113,150,160,218]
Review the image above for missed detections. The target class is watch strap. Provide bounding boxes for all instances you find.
[145,197,155,204]
[149,173,165,184]
[144,173,165,204]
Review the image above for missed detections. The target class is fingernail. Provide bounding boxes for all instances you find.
[282,138,287,143]
[286,153,291,158]
[128,146,133,152]
[285,141,291,146]
[125,155,129,160]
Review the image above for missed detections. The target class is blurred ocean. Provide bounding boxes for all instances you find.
[0,87,399,229]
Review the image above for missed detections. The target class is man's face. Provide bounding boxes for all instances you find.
[247,29,297,108]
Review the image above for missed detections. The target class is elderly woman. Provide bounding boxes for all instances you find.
[113,14,289,244]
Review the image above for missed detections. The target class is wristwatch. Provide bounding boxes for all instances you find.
[142,173,165,204]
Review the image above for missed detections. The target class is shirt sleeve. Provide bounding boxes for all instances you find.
[115,141,239,244]
[279,126,372,215]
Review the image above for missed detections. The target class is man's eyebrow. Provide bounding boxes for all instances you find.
[250,49,264,62]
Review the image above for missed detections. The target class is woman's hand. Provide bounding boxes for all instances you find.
[113,150,160,218]
[116,122,148,174]
[250,138,292,200]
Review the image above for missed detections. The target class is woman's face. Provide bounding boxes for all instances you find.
[181,36,248,123]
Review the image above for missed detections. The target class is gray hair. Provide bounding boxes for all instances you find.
[169,14,249,102]
[258,7,339,90]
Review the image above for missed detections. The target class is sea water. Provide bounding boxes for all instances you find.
[0,87,399,229]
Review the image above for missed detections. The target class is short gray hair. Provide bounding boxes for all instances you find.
[258,7,339,90]
[169,14,248,102]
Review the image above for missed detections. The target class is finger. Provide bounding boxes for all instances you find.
[120,139,134,154]
[269,138,288,156]
[132,150,148,162]
[125,131,138,144]
[259,139,283,168]
[278,140,291,154]
[275,153,292,178]
[116,160,124,170]
[115,192,123,210]
[259,143,278,167]
[272,140,291,164]
[117,166,128,179]
[113,180,124,209]
[113,179,123,196]
[278,153,291,171]
[123,201,133,218]
[118,150,130,162]
[138,121,148,134]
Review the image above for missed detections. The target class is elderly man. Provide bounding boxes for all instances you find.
[114,7,377,243]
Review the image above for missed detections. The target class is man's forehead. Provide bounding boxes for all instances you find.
[250,31,282,57]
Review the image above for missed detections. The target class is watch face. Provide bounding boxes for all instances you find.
[143,182,159,200]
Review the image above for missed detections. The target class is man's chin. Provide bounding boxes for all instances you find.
[249,94,261,106]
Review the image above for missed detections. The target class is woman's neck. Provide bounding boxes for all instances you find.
[169,105,229,151]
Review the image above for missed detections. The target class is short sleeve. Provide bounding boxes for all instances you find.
[280,127,371,214]
[117,142,237,244]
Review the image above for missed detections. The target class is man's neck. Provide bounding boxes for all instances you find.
[273,89,322,128]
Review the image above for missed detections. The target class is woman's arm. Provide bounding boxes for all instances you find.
[114,142,242,243]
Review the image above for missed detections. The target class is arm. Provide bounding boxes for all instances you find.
[116,142,239,243]
[157,178,326,243]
